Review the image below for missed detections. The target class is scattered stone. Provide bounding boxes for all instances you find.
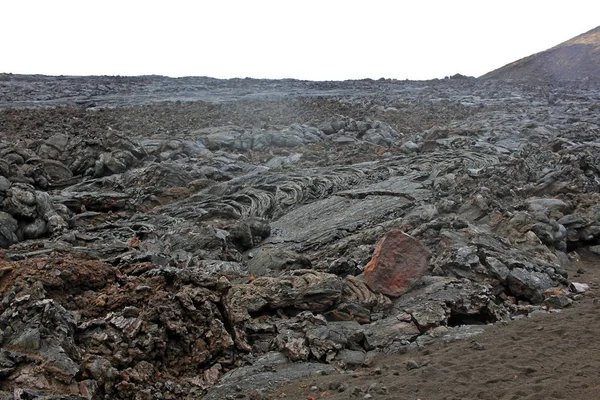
[570,282,590,293]
[470,340,485,350]
[543,288,573,309]
[406,360,420,370]
[335,349,366,367]
[589,245,600,255]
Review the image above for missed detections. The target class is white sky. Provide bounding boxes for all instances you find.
[2,1,599,80]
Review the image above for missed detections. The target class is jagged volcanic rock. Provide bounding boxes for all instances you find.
[1,75,600,399]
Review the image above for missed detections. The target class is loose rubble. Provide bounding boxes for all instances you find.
[1,75,600,398]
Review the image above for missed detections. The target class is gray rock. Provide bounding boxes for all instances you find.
[543,291,572,309]
[529,223,555,246]
[205,352,335,400]
[400,141,420,154]
[307,320,365,354]
[320,122,336,135]
[224,270,343,325]
[486,257,510,283]
[265,153,302,169]
[588,245,600,255]
[201,128,244,150]
[202,125,324,152]
[1,294,81,385]
[0,211,18,249]
[331,120,346,133]
[363,312,420,351]
[17,218,47,240]
[42,133,69,154]
[441,325,485,343]
[0,351,16,378]
[2,183,38,219]
[0,176,10,193]
[557,214,587,229]
[247,247,311,276]
[229,218,271,251]
[554,224,567,241]
[406,359,420,370]
[333,136,356,144]
[94,150,138,177]
[199,260,247,275]
[507,268,556,303]
[35,191,68,234]
[6,328,41,352]
[525,198,573,214]
[361,122,400,146]
[41,159,73,182]
[569,282,590,293]
[335,349,366,366]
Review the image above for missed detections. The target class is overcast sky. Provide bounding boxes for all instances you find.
[2,1,599,80]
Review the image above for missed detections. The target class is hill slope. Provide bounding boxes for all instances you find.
[481,26,600,80]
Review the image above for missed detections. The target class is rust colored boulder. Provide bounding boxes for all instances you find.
[364,230,430,297]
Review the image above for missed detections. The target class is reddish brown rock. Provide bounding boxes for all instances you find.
[364,230,430,297]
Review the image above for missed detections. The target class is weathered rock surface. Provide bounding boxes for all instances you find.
[363,230,430,297]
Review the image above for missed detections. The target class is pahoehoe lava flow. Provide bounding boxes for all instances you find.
[1,32,600,399]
